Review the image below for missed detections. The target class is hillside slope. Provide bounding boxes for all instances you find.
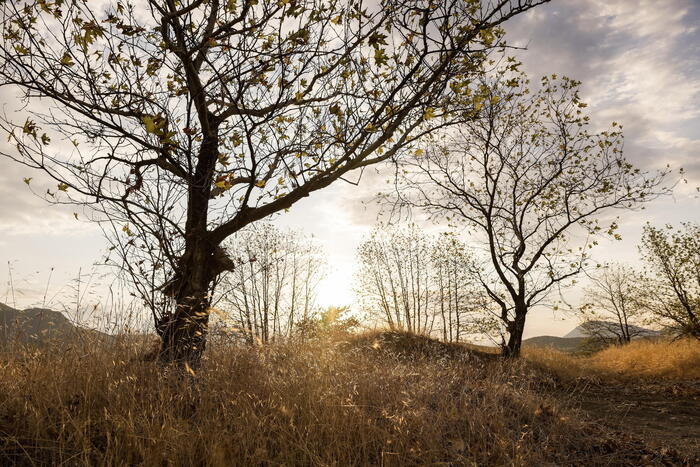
[0,303,108,346]
[523,335,588,352]
[565,320,660,339]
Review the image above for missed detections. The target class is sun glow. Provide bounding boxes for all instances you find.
[316,265,357,310]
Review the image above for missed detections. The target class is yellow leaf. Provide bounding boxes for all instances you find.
[22,119,37,136]
[423,107,436,120]
[57,182,68,192]
[141,115,166,135]
[23,177,32,185]
[60,53,75,67]
[414,148,425,157]
[255,180,266,188]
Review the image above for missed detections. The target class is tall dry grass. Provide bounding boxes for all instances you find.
[524,338,700,381]
[0,331,681,466]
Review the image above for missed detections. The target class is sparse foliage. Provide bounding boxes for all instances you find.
[392,73,668,357]
[295,305,360,340]
[638,223,700,340]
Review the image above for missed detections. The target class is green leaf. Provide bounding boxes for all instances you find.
[329,103,343,118]
[368,31,387,48]
[217,153,230,166]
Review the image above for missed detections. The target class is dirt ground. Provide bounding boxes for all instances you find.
[563,379,700,463]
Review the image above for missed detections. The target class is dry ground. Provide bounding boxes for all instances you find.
[0,332,698,466]
[525,339,700,462]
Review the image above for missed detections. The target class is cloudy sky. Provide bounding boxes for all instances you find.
[1,0,699,338]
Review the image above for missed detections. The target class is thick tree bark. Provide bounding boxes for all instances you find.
[159,288,211,368]
[158,243,215,369]
[157,132,224,369]
[503,304,527,358]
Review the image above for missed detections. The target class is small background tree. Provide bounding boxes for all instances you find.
[356,224,434,334]
[579,263,648,346]
[295,306,360,341]
[215,224,324,344]
[356,224,491,342]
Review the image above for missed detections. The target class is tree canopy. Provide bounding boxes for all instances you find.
[0,0,548,365]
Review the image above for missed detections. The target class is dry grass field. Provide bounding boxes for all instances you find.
[0,332,698,466]
[525,338,700,381]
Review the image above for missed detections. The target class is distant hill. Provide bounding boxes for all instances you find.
[564,320,660,339]
[524,321,661,353]
[522,335,589,353]
[0,302,109,347]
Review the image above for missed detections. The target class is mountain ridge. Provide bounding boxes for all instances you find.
[0,302,110,346]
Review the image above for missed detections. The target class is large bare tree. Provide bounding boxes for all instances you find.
[392,73,668,357]
[0,0,546,366]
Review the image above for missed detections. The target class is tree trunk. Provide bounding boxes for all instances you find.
[159,284,211,368]
[503,304,527,358]
[156,131,224,369]
[157,241,228,368]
